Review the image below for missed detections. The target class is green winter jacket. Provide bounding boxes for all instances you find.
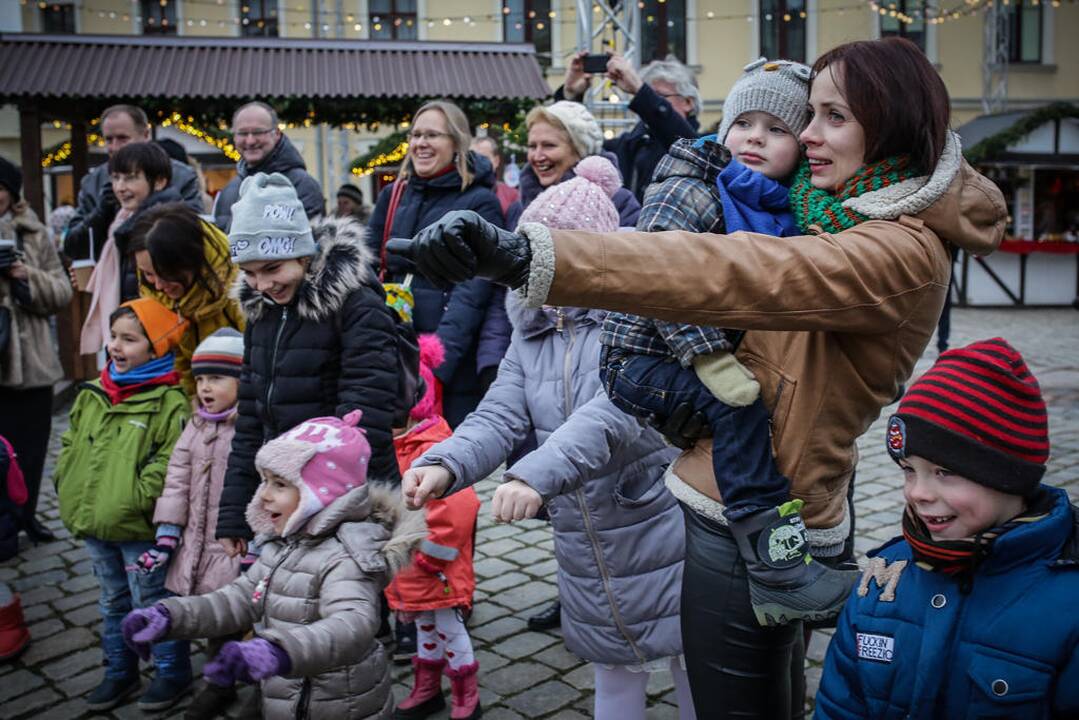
[55,380,189,541]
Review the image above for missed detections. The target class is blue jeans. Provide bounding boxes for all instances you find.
[83,537,191,681]
[600,347,788,519]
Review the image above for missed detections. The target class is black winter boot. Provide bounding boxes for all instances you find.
[728,500,859,627]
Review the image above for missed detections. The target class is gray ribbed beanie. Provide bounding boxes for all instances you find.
[718,58,812,143]
[228,172,316,264]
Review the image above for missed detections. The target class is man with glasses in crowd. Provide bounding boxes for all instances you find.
[65,105,203,260]
[212,101,325,232]
[557,53,701,202]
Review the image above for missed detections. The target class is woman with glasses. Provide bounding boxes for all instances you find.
[367,99,505,429]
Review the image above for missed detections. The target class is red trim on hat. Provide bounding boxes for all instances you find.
[191,352,243,365]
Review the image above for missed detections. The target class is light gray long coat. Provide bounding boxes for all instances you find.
[160,484,424,719]
[419,296,685,666]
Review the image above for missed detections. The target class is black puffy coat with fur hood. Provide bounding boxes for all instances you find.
[217,217,400,541]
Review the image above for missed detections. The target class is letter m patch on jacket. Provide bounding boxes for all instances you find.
[857,557,907,601]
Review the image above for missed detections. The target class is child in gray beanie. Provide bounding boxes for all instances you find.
[215,171,403,567]
[599,58,861,629]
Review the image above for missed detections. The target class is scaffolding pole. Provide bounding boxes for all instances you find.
[983,0,1009,114]
[574,0,640,135]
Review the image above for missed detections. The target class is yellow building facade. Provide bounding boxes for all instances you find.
[3,0,1078,203]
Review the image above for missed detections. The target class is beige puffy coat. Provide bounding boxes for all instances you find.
[160,484,424,719]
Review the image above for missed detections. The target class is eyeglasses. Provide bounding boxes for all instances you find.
[655,92,686,101]
[408,131,452,143]
[232,128,276,139]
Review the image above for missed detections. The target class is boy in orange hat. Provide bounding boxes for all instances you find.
[55,297,193,712]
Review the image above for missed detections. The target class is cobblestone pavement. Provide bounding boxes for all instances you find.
[2,308,1077,719]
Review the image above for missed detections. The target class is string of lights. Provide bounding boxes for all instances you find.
[30,0,1066,35]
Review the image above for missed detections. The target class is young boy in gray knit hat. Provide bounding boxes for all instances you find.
[600,58,861,627]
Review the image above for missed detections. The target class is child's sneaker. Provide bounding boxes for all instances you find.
[86,674,141,711]
[727,499,859,626]
[394,620,418,665]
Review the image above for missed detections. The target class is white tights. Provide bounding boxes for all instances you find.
[593,657,696,720]
[414,608,475,670]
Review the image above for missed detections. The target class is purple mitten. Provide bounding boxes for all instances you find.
[121,604,171,661]
[203,639,291,687]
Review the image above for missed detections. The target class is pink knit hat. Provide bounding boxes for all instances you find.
[248,410,371,536]
[517,155,621,232]
[411,334,445,422]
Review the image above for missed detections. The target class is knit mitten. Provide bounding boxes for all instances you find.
[691,352,760,407]
[204,639,292,686]
[134,533,179,575]
[121,604,171,660]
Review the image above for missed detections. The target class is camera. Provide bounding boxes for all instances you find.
[581,53,610,74]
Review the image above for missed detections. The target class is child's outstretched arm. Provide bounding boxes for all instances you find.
[154,551,267,640]
[255,557,382,677]
[502,389,672,502]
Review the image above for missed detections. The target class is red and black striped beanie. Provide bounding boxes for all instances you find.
[886,338,1048,496]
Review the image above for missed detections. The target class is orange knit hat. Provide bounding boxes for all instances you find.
[120,298,189,358]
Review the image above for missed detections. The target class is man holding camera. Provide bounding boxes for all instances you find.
[0,156,73,545]
[557,52,701,202]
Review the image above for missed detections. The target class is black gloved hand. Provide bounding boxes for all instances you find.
[98,183,120,218]
[64,185,120,259]
[386,210,532,290]
[653,402,710,450]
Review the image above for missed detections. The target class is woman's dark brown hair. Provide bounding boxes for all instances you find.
[128,202,227,298]
[108,141,172,189]
[812,37,950,173]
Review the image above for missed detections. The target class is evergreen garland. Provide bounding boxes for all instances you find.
[964,102,1079,165]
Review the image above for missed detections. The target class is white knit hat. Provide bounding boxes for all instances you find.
[542,101,604,159]
[717,58,812,143]
[228,172,316,264]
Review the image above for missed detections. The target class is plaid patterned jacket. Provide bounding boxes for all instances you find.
[600,137,742,367]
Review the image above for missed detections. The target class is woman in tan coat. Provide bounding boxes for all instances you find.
[0,156,73,544]
[393,38,1009,718]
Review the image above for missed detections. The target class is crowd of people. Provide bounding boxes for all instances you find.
[0,35,1076,720]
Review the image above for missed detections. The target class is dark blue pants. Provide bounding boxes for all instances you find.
[600,348,788,519]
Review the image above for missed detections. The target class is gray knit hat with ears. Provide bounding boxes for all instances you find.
[228,172,316,264]
[542,101,605,159]
[718,58,812,143]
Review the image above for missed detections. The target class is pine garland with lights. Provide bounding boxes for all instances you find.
[964,102,1079,165]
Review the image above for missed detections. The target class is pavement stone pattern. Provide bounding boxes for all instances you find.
[2,308,1077,719]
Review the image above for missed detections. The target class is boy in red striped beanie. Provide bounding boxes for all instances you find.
[816,338,1079,719]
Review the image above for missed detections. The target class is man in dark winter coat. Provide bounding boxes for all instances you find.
[556,53,700,202]
[212,102,325,232]
[64,105,202,260]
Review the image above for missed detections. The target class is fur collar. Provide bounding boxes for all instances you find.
[8,201,45,235]
[246,482,426,580]
[505,287,606,339]
[843,131,963,219]
[234,215,378,323]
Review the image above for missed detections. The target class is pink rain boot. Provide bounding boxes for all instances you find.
[394,657,446,719]
[445,660,482,720]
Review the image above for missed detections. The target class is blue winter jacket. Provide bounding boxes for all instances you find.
[366,152,506,426]
[816,485,1079,720]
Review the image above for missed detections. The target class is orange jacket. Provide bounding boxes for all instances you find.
[385,416,480,611]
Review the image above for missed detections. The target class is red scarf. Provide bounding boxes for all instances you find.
[98,364,181,405]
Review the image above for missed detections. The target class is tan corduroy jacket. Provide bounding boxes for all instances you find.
[520,159,1007,530]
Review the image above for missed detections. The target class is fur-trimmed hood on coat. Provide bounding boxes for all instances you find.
[246,481,426,580]
[235,215,380,323]
[505,288,606,340]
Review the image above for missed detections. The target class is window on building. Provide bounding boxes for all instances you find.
[41,3,76,33]
[370,0,417,40]
[503,0,552,67]
[759,0,806,63]
[640,0,687,63]
[880,0,926,52]
[241,0,279,37]
[141,0,178,35]
[1007,4,1042,63]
